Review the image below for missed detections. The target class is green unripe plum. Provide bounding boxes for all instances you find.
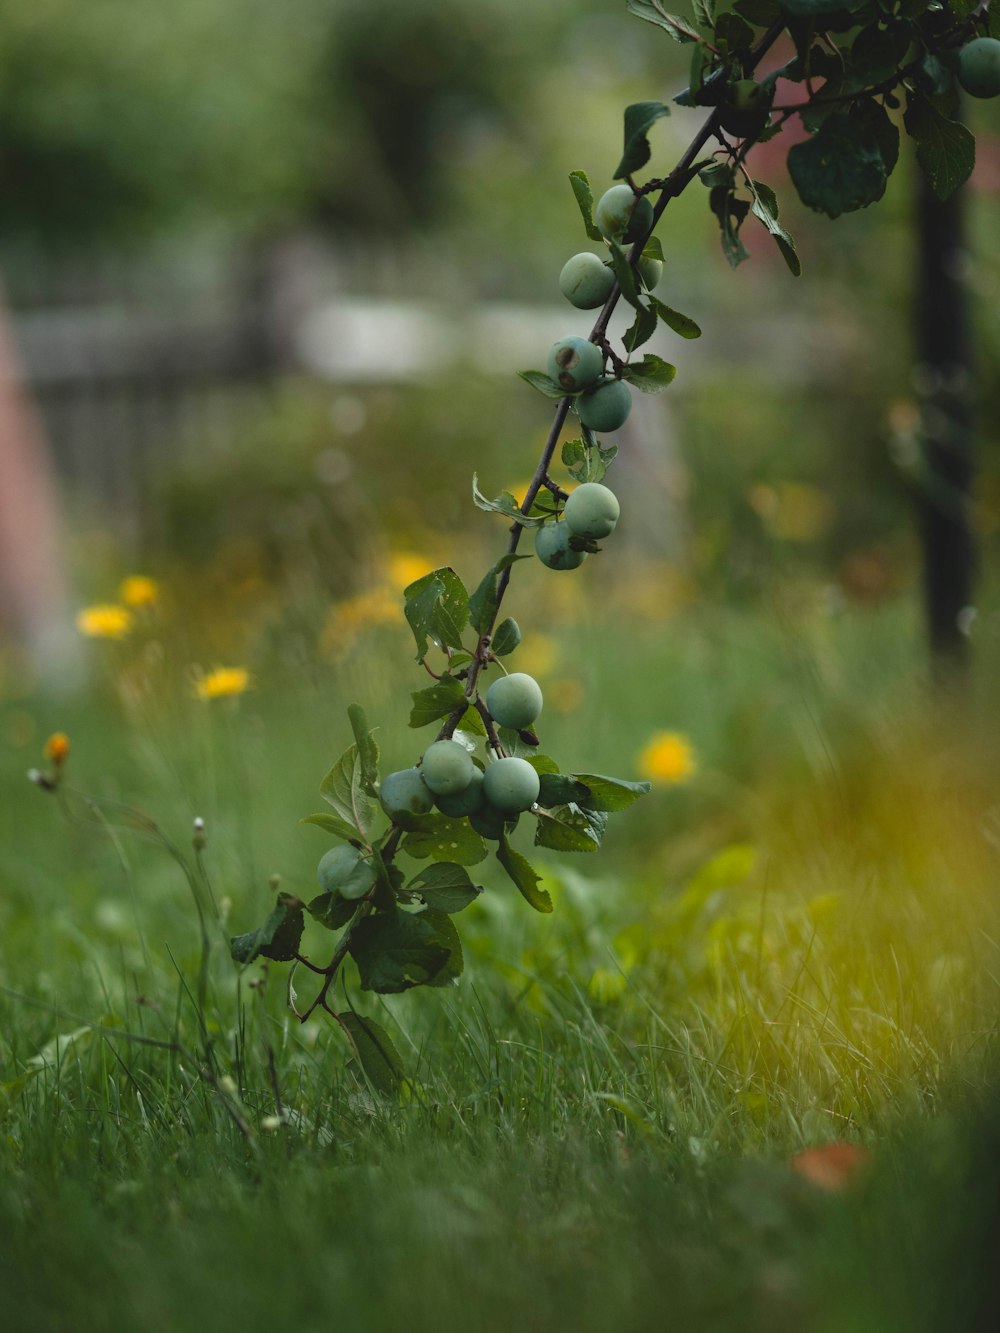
[469,804,513,840]
[594,184,654,243]
[958,38,1000,99]
[379,767,434,820]
[482,757,541,813]
[486,672,543,730]
[435,766,485,818]
[420,739,475,796]
[578,378,632,433]
[563,482,620,539]
[317,845,375,900]
[559,252,615,310]
[718,79,772,138]
[535,522,587,571]
[546,336,604,392]
[638,255,663,291]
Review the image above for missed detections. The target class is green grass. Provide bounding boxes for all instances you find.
[4,579,1000,1330]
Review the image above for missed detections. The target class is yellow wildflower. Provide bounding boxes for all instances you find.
[44,732,70,766]
[636,730,696,785]
[76,604,133,640]
[388,553,437,592]
[119,575,159,608]
[193,667,251,701]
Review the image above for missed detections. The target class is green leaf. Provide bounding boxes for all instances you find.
[403,567,470,662]
[746,179,801,277]
[787,108,891,219]
[348,703,380,797]
[492,618,521,656]
[561,437,618,485]
[626,0,701,41]
[518,369,568,399]
[607,240,643,312]
[648,295,702,339]
[300,811,361,842]
[338,1012,405,1096]
[621,354,677,393]
[349,908,450,993]
[409,676,466,729]
[781,0,865,11]
[460,705,487,738]
[623,303,659,353]
[699,163,732,189]
[407,862,484,913]
[534,805,603,853]
[709,185,750,268]
[467,554,527,636]
[642,235,664,263]
[733,0,780,23]
[401,813,488,866]
[569,169,604,242]
[847,21,912,88]
[714,11,755,52]
[420,909,464,987]
[526,753,560,777]
[230,893,305,965]
[572,773,652,812]
[614,101,670,179]
[308,890,357,931]
[320,744,375,841]
[497,836,553,913]
[471,474,548,527]
[904,94,975,202]
[538,772,591,806]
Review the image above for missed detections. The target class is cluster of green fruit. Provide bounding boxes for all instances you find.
[958,37,1000,99]
[558,184,662,311]
[535,480,620,571]
[378,672,545,839]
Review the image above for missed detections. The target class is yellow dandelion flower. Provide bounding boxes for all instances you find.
[193,667,251,701]
[119,575,159,608]
[76,604,133,640]
[636,730,696,785]
[388,553,437,592]
[44,732,70,766]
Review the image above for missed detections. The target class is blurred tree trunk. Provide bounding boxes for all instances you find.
[914,170,976,674]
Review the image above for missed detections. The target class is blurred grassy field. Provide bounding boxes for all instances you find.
[2,363,1000,1330]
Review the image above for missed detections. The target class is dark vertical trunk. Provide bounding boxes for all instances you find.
[914,169,976,672]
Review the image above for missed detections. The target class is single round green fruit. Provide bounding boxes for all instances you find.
[546,336,604,392]
[535,522,587,571]
[578,378,632,433]
[435,767,485,818]
[469,804,513,840]
[638,255,663,291]
[559,252,615,310]
[563,482,620,540]
[486,672,543,730]
[594,184,654,243]
[482,757,541,813]
[718,79,772,138]
[958,37,1000,99]
[379,767,434,820]
[317,845,376,900]
[420,739,475,796]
